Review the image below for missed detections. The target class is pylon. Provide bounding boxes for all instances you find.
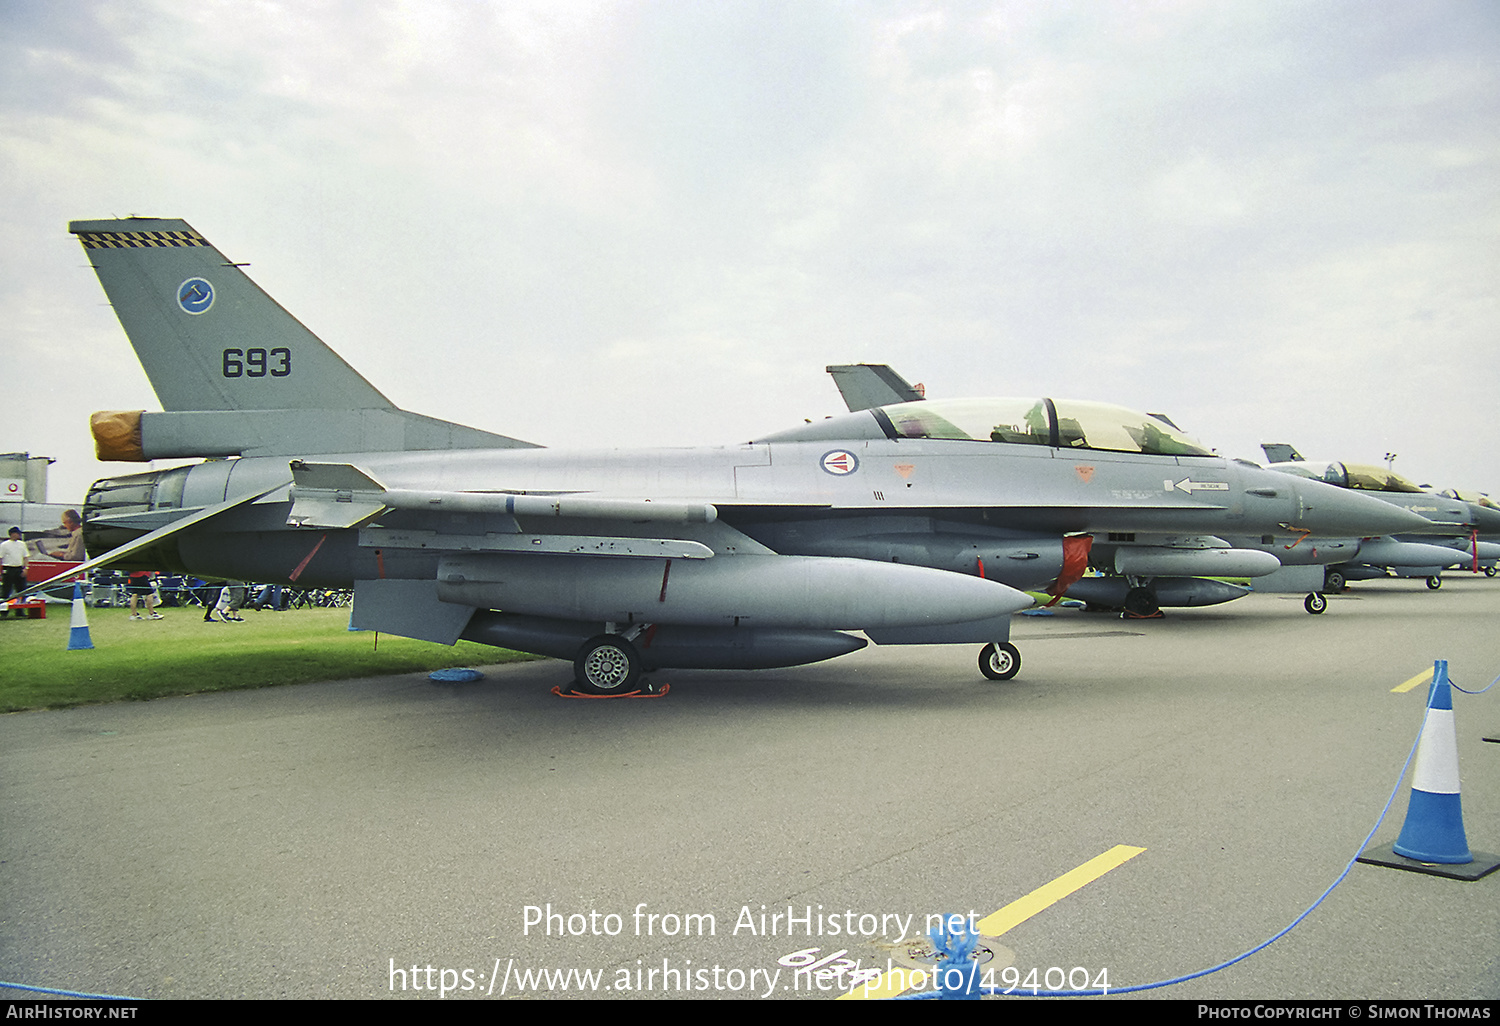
[66,583,94,651]
[1394,660,1469,863]
[1358,660,1498,880]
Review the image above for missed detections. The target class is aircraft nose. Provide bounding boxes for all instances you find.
[1291,478,1435,536]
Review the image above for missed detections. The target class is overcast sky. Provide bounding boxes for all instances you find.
[4,0,1497,506]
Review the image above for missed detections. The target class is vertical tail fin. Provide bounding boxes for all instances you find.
[71,217,536,457]
[826,364,925,412]
[71,217,391,412]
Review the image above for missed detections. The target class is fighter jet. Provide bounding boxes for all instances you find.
[54,218,1432,691]
[824,366,1333,616]
[1430,489,1500,576]
[1259,445,1500,589]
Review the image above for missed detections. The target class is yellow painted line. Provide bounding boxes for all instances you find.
[840,844,1146,1000]
[974,843,1146,936]
[1393,668,1433,694]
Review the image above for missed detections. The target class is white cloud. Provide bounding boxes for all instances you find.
[2,0,1497,501]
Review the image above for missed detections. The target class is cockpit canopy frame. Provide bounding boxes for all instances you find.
[758,397,1213,458]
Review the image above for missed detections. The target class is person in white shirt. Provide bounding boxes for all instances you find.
[1,526,28,617]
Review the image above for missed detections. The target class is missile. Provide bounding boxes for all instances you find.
[1113,547,1281,578]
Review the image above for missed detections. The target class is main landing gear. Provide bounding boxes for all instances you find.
[979,642,1021,681]
[574,634,645,695]
[1121,584,1163,619]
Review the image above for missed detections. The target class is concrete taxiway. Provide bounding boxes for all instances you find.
[2,577,1497,1000]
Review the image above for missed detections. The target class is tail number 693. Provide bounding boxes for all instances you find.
[222,347,291,378]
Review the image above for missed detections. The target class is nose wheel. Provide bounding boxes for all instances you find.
[979,642,1021,681]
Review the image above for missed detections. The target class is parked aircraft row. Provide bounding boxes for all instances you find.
[1257,443,1500,588]
[36,218,1486,693]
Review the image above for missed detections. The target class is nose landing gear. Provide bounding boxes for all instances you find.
[979,641,1021,681]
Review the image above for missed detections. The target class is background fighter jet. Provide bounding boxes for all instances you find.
[55,219,1431,691]
[1259,444,1500,589]
[1430,489,1500,576]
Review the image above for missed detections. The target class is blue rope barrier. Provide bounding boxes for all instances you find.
[903,687,1439,999]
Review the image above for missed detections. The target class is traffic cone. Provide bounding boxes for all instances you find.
[1393,661,1469,863]
[1358,660,1498,880]
[66,583,94,651]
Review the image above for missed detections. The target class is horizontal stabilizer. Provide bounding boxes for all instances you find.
[23,480,290,595]
[71,217,537,455]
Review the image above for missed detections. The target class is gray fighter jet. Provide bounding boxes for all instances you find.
[1259,445,1500,590]
[55,219,1431,691]
[1430,489,1500,576]
[825,366,1322,615]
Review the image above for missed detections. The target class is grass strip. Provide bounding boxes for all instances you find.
[0,604,537,712]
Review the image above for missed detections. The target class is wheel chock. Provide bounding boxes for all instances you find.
[551,682,670,699]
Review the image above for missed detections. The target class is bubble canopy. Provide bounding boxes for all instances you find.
[1270,460,1426,493]
[759,398,1214,457]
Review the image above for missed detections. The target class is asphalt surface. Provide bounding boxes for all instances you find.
[3,576,1497,1001]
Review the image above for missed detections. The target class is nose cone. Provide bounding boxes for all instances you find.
[1291,478,1436,537]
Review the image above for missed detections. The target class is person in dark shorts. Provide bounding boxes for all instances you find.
[127,571,163,620]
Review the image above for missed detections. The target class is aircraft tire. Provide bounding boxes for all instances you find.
[1304,592,1327,614]
[1426,576,1442,590]
[1121,586,1160,618]
[574,635,643,695]
[1486,566,1497,578]
[979,642,1021,681]
[1323,569,1345,593]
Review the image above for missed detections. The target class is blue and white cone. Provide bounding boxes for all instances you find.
[1392,660,1470,864]
[67,583,94,651]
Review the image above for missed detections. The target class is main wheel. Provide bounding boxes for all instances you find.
[1323,569,1345,593]
[979,642,1021,681]
[1304,592,1327,614]
[574,635,643,694]
[1121,586,1161,618]
[1426,576,1442,590]
[1486,566,1497,578]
